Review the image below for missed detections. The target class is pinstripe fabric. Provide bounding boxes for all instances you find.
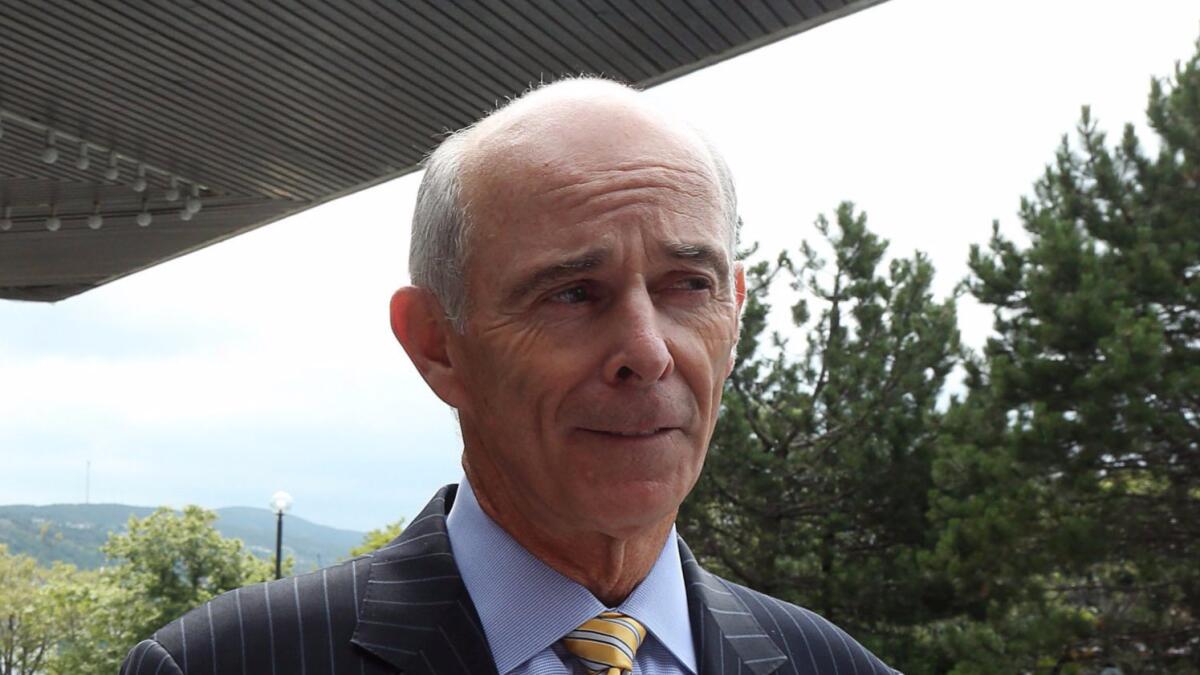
[121,484,901,675]
[678,544,901,675]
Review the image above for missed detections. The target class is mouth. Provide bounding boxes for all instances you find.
[581,427,678,438]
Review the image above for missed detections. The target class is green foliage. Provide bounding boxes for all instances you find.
[40,567,147,675]
[101,506,280,641]
[0,506,292,674]
[680,202,962,667]
[4,31,1198,675]
[932,39,1200,673]
[349,518,406,557]
[0,545,55,675]
[0,546,147,675]
[684,35,1200,673]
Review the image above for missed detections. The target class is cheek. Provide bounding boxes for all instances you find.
[671,311,739,384]
[464,322,586,423]
[470,322,546,386]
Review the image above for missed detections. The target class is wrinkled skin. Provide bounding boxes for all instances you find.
[392,85,744,603]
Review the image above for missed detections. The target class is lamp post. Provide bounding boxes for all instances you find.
[269,490,293,580]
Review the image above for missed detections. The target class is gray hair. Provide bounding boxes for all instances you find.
[408,80,738,332]
[408,130,475,329]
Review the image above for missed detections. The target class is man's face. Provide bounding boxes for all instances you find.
[446,102,743,539]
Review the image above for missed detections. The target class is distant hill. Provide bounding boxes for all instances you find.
[0,503,364,573]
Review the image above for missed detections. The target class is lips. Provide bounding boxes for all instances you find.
[580,426,678,437]
[564,385,694,439]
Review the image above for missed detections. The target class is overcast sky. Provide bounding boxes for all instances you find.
[3,0,1198,533]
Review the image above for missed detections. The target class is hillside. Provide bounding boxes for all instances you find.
[0,503,364,573]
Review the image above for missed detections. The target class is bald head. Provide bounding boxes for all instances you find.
[408,77,737,328]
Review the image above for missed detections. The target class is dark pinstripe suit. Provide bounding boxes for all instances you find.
[121,484,898,675]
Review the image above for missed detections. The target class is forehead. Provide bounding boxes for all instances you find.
[461,95,726,257]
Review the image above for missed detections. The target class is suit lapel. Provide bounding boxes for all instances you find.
[679,539,788,675]
[351,485,498,675]
[350,488,784,675]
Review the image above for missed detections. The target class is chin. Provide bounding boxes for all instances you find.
[571,478,684,533]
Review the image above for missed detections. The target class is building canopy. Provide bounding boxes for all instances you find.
[0,0,883,302]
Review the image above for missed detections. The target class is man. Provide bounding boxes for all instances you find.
[122,78,898,675]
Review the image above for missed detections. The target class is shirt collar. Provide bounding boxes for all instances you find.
[446,477,697,674]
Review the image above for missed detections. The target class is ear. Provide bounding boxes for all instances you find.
[727,263,747,378]
[733,262,747,315]
[389,287,468,410]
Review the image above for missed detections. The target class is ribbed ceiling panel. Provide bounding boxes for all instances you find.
[0,0,886,302]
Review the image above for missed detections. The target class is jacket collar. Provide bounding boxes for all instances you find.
[351,484,498,675]
[679,539,788,675]
[352,484,786,675]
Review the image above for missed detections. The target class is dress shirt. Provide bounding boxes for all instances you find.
[446,476,696,675]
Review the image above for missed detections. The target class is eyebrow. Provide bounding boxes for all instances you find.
[664,242,730,288]
[503,248,610,306]
[502,240,731,306]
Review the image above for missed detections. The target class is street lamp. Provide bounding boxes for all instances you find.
[269,490,293,580]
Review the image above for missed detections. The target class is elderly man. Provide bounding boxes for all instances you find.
[122,78,897,675]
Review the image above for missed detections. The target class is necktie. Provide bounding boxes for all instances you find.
[562,611,647,675]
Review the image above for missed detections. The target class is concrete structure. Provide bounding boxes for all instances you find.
[0,0,885,302]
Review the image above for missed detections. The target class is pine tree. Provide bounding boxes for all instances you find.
[933,39,1200,673]
[680,203,961,668]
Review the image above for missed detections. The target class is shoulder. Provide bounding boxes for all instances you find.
[716,576,902,675]
[121,555,376,675]
[121,639,183,675]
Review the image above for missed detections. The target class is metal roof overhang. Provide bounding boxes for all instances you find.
[0,0,886,302]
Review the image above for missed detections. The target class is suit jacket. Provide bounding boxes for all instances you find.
[121,485,897,675]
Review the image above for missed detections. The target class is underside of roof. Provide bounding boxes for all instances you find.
[0,0,886,302]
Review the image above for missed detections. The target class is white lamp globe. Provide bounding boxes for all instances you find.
[270,491,293,514]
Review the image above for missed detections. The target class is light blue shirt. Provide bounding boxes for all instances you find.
[446,477,696,675]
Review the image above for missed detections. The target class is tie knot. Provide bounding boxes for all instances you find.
[562,611,647,675]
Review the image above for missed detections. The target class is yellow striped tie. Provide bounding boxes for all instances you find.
[562,611,647,675]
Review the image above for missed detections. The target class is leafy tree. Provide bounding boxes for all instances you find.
[349,518,406,557]
[0,507,287,674]
[680,203,961,669]
[101,506,280,646]
[933,38,1200,673]
[0,546,139,675]
[0,545,55,675]
[40,567,146,675]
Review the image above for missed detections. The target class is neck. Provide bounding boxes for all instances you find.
[466,470,673,607]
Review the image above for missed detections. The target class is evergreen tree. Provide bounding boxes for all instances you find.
[680,203,960,668]
[934,39,1200,673]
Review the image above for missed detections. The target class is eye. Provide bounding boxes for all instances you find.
[669,276,714,292]
[548,284,592,305]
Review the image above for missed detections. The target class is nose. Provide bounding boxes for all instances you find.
[602,289,674,386]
